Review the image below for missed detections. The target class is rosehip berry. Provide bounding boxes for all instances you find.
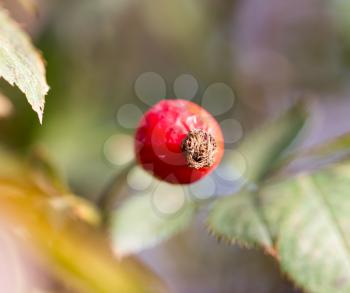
[134,99,224,184]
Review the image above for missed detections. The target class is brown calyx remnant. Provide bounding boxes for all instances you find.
[181,129,217,169]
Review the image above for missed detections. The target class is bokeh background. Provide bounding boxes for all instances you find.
[1,0,350,292]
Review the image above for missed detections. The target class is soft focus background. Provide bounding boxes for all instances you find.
[1,0,350,292]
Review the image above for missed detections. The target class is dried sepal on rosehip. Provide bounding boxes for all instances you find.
[135,99,224,184]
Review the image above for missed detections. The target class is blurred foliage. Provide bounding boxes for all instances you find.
[0,147,165,292]
[2,0,350,293]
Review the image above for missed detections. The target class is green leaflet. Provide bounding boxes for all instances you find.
[0,7,49,123]
[208,102,307,248]
[208,179,299,250]
[207,103,350,292]
[110,188,195,256]
[209,162,350,293]
[276,131,350,178]
[208,191,273,248]
[278,166,350,293]
[233,102,307,183]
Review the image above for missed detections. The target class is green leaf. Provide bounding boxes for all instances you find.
[208,104,350,293]
[280,131,350,176]
[111,190,195,256]
[299,132,350,159]
[209,160,350,293]
[208,179,298,249]
[208,191,273,248]
[208,103,307,249]
[234,103,307,183]
[278,166,350,293]
[0,7,49,123]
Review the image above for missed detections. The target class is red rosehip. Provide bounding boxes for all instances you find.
[134,99,224,184]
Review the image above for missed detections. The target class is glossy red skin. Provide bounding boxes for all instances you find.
[135,99,224,184]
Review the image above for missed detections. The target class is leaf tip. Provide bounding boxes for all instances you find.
[34,103,44,124]
[32,88,48,124]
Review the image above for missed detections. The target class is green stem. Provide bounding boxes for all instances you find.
[97,161,136,223]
